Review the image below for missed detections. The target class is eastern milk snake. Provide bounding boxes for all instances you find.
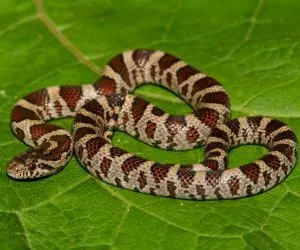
[7,49,297,200]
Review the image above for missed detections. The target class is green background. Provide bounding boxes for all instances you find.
[1,0,300,249]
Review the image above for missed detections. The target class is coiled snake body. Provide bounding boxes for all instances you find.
[7,49,297,200]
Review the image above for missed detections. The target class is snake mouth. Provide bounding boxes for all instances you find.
[6,158,31,179]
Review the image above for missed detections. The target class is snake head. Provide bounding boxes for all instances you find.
[6,148,57,179]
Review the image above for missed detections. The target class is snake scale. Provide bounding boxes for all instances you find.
[7,49,297,200]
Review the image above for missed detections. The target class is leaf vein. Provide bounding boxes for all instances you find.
[33,0,102,76]
[205,0,264,68]
[0,14,37,38]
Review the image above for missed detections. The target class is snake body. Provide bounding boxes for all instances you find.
[7,49,297,200]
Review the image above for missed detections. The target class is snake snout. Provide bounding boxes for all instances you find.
[7,157,31,179]
[6,150,52,179]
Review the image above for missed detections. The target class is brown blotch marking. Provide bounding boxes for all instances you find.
[176,65,199,85]
[150,163,172,183]
[247,117,262,132]
[77,145,84,160]
[15,127,25,140]
[263,171,271,186]
[110,147,126,158]
[214,187,223,199]
[196,185,206,199]
[39,163,54,171]
[30,124,60,140]
[273,130,297,143]
[12,105,40,122]
[246,185,253,196]
[186,127,199,143]
[54,100,63,116]
[120,111,129,127]
[205,171,222,187]
[227,176,240,195]
[41,135,72,161]
[75,114,97,127]
[167,181,177,197]
[123,175,129,183]
[281,164,288,175]
[59,86,82,111]
[86,137,106,158]
[158,53,180,72]
[50,134,72,152]
[94,169,102,179]
[246,117,262,139]
[83,99,105,118]
[115,177,123,187]
[177,165,195,188]
[205,142,227,153]
[150,65,156,80]
[210,127,229,141]
[189,194,196,199]
[105,111,110,121]
[153,140,162,146]
[149,188,157,196]
[265,119,285,136]
[271,144,294,162]
[134,127,140,140]
[145,121,157,139]
[108,54,131,86]
[131,69,138,83]
[223,155,228,167]
[191,76,220,97]
[132,49,154,66]
[131,97,148,125]
[138,171,148,189]
[152,106,164,116]
[166,72,173,87]
[206,151,221,158]
[226,119,240,136]
[276,175,281,184]
[85,160,92,168]
[166,142,178,149]
[99,157,112,178]
[73,127,96,142]
[24,88,48,106]
[240,163,260,184]
[195,108,219,128]
[181,84,188,96]
[121,156,146,175]
[204,159,220,171]
[166,115,187,136]
[261,154,281,171]
[202,91,229,106]
[242,129,249,141]
[94,76,117,95]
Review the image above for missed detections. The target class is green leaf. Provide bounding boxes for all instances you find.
[1,0,300,249]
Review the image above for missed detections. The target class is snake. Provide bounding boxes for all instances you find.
[7,49,297,200]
